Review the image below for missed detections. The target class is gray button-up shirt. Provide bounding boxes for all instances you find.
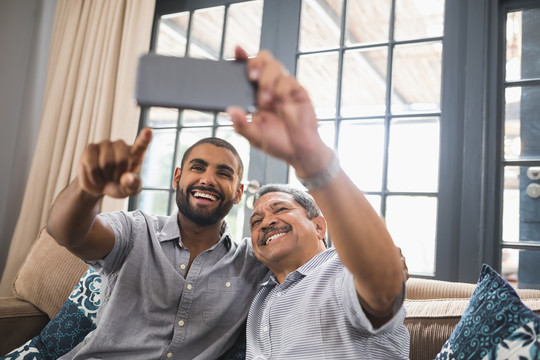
[246,248,409,359]
[60,210,268,360]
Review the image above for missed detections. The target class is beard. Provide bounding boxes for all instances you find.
[176,184,235,226]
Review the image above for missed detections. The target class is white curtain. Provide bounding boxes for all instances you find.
[0,0,156,296]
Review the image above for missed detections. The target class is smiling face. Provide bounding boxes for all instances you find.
[174,143,243,226]
[249,191,327,274]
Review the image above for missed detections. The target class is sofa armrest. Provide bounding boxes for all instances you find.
[0,296,49,356]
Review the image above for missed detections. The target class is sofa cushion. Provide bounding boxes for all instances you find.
[12,227,89,319]
[1,268,101,360]
[435,264,540,359]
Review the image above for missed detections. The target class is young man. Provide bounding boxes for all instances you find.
[47,136,268,359]
[227,47,410,358]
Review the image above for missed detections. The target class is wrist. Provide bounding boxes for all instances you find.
[296,151,341,191]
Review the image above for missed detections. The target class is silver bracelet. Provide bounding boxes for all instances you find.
[297,152,341,191]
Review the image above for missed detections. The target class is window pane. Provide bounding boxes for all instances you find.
[223,0,263,59]
[503,164,540,289]
[299,0,343,52]
[345,0,390,45]
[386,196,437,275]
[174,128,214,167]
[181,110,214,127]
[505,86,540,159]
[137,190,171,216]
[506,11,522,81]
[338,120,385,192]
[188,6,225,59]
[217,112,233,126]
[156,12,189,56]
[504,87,521,160]
[318,121,336,149]
[141,129,176,188]
[341,47,387,117]
[387,117,439,192]
[394,0,444,41]
[501,248,540,289]
[502,166,520,243]
[297,52,339,118]
[506,9,540,81]
[365,195,381,216]
[226,194,247,243]
[392,42,442,114]
[215,126,251,181]
[147,107,179,128]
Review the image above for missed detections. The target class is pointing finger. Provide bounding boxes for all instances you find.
[130,127,152,171]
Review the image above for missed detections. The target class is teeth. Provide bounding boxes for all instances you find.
[194,192,217,201]
[265,232,286,245]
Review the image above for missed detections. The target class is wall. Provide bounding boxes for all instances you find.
[0,0,57,277]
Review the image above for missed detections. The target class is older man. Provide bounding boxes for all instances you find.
[227,47,409,359]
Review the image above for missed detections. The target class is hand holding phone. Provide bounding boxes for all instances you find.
[136,54,257,113]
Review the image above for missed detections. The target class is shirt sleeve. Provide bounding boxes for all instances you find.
[340,268,407,335]
[84,210,135,275]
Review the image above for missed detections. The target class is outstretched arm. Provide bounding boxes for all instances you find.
[46,128,152,261]
[228,48,404,325]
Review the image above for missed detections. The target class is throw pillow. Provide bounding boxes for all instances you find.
[1,268,101,360]
[435,264,540,360]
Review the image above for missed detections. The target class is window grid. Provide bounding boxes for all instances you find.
[498,1,540,288]
[296,0,443,219]
[130,3,243,215]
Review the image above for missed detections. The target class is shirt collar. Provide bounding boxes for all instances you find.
[262,248,336,287]
[158,211,233,251]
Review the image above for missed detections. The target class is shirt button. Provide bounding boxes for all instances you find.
[187,284,193,290]
[225,281,231,288]
[167,353,173,358]
[263,326,269,332]
[180,264,186,270]
[178,320,185,327]
[277,292,282,297]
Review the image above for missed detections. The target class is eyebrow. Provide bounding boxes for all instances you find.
[189,158,236,175]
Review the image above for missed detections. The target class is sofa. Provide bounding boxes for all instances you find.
[1,228,540,359]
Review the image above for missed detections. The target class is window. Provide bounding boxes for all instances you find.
[500,3,540,289]
[134,0,540,284]
[130,0,264,241]
[291,0,444,275]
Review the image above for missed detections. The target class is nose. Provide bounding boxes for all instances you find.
[261,216,278,232]
[198,171,216,187]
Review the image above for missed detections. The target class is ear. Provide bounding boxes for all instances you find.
[233,183,244,205]
[172,167,181,190]
[312,215,327,240]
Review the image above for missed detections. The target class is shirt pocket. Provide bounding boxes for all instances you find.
[279,308,325,359]
[203,276,247,327]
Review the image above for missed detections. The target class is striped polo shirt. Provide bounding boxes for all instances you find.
[246,248,410,359]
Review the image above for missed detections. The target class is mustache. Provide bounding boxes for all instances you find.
[188,185,224,200]
[258,224,292,245]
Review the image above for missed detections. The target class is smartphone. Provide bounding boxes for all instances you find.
[135,54,257,113]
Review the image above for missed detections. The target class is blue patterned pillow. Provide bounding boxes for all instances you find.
[436,264,540,360]
[1,268,101,360]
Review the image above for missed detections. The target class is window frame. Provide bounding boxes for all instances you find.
[133,0,538,282]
